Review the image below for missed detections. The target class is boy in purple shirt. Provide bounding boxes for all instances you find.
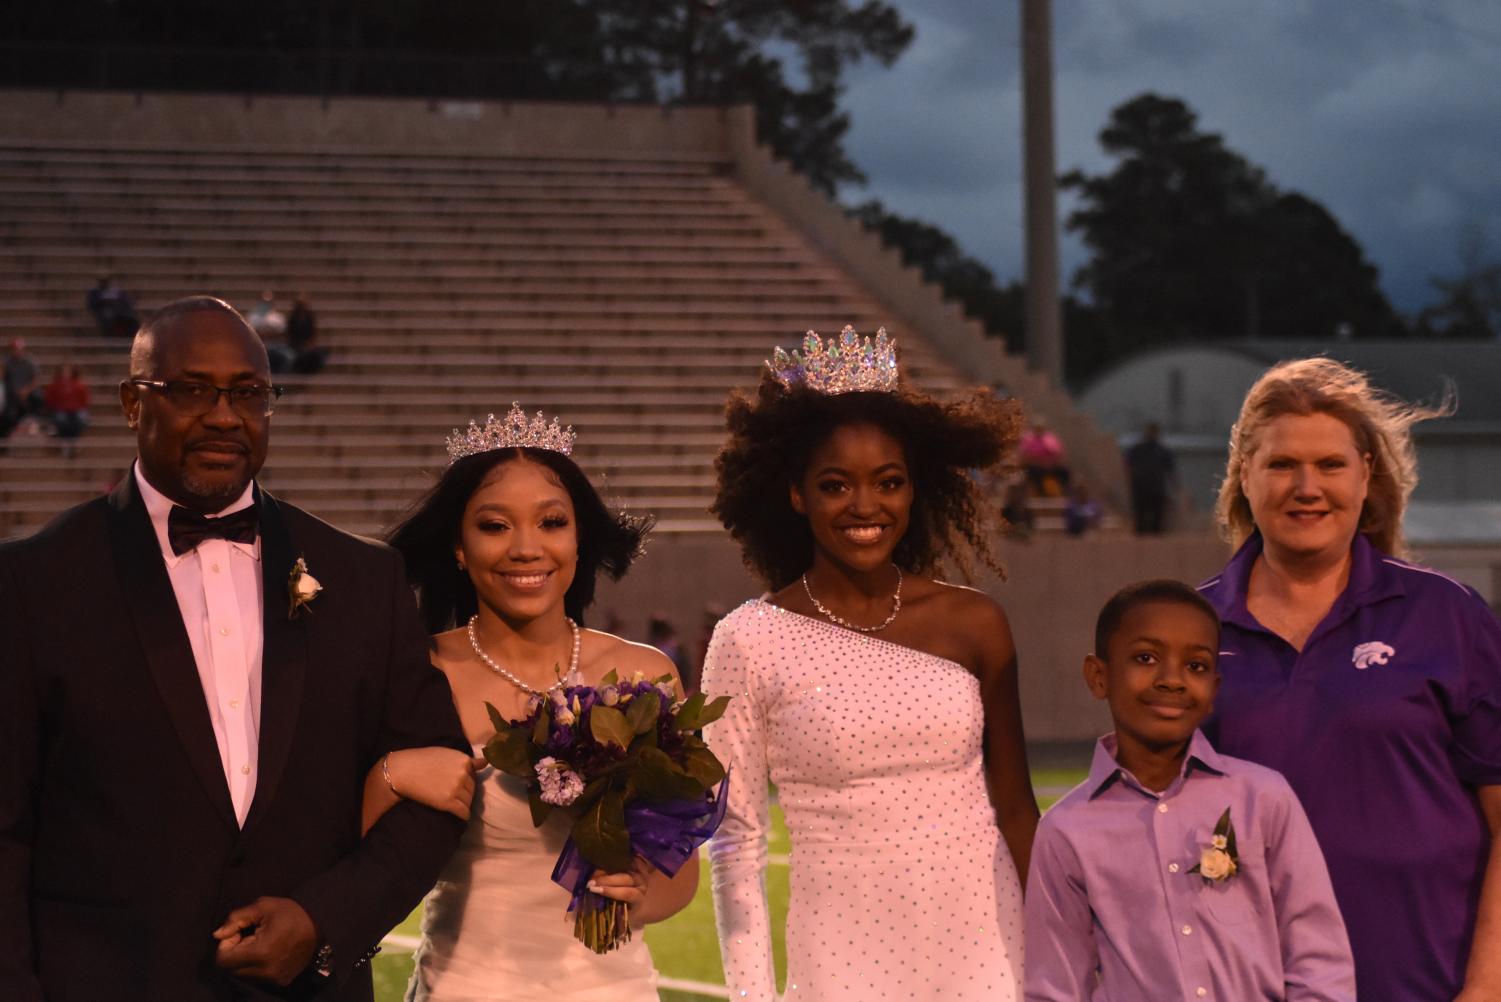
[1025,580,1354,1001]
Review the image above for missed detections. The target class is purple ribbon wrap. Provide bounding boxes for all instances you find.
[551,776,730,912]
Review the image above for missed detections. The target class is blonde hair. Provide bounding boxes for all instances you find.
[1215,356,1452,558]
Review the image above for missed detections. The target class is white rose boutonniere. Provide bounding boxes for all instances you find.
[1188,807,1239,883]
[287,556,322,619]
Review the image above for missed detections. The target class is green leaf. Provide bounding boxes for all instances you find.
[635,746,704,801]
[483,728,534,777]
[625,691,661,735]
[572,776,609,814]
[531,704,552,746]
[528,788,553,828]
[590,704,633,751]
[600,669,619,687]
[695,695,732,728]
[1217,807,1239,859]
[673,692,707,731]
[572,789,633,872]
[1213,807,1232,836]
[680,744,727,788]
[484,701,507,732]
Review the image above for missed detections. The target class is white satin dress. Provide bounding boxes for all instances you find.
[404,750,660,1001]
[701,599,1024,1001]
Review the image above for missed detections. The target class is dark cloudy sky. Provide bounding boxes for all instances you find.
[839,0,1501,317]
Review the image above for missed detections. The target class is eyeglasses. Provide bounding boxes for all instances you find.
[127,379,284,418]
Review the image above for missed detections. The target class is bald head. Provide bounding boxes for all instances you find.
[121,298,274,513]
[129,296,265,378]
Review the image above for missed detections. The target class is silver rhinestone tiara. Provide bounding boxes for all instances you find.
[767,325,899,394]
[445,402,576,462]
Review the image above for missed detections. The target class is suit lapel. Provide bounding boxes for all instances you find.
[107,476,238,830]
[243,488,307,833]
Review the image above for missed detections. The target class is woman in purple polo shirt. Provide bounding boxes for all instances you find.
[1200,357,1501,1001]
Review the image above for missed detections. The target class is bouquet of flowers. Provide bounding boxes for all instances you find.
[482,670,731,953]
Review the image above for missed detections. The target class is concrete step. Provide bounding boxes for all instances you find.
[0,269,853,295]
[0,245,820,269]
[0,195,767,222]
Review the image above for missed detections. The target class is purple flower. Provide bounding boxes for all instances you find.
[536,757,586,806]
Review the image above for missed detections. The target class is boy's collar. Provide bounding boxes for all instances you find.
[1087,730,1225,800]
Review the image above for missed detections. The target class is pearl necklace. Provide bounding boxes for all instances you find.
[466,614,580,695]
[801,567,903,633]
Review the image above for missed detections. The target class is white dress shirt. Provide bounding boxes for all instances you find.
[134,463,264,826]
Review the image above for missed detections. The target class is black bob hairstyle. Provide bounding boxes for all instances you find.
[1092,579,1222,661]
[385,448,651,633]
[711,372,1023,590]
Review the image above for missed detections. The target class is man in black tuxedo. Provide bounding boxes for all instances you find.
[0,297,467,1000]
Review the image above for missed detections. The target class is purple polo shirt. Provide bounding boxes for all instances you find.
[1025,731,1354,1002]
[1201,532,1501,1001]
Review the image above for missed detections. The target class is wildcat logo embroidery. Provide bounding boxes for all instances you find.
[1352,642,1395,670]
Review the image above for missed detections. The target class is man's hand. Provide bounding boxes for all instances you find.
[212,896,320,987]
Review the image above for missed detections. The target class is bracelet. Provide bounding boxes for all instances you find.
[381,753,398,796]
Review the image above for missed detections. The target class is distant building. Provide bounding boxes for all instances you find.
[1078,341,1501,576]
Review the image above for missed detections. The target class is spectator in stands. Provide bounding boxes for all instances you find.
[43,363,91,458]
[286,294,328,374]
[1125,422,1177,534]
[3,338,44,434]
[1000,479,1035,540]
[1018,417,1070,496]
[247,290,294,373]
[1064,481,1103,537]
[648,614,694,686]
[690,603,727,697]
[85,276,138,338]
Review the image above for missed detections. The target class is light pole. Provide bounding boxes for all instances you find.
[1021,0,1063,385]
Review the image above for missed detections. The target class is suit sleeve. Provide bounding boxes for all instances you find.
[0,549,44,1000]
[289,547,467,983]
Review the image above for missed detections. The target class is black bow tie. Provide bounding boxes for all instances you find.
[167,504,260,556]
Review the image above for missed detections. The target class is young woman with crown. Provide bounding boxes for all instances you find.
[701,327,1037,1000]
[361,404,698,1001]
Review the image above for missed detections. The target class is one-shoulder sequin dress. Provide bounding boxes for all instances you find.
[702,599,1024,1001]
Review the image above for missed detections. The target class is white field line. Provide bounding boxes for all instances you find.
[658,975,732,998]
[379,935,732,998]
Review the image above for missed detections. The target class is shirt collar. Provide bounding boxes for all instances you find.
[1087,729,1225,800]
[1210,530,1405,632]
[133,461,259,567]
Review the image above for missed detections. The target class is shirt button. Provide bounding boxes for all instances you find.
[240,764,251,775]
[219,626,231,637]
[1168,862,1180,873]
[1182,924,1193,936]
[1157,803,1169,814]
[228,697,241,709]
[210,562,221,573]
[1196,989,1207,998]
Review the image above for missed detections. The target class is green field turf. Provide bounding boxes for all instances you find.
[373,770,1083,1000]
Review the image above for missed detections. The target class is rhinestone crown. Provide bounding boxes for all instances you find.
[445,402,576,462]
[767,325,899,394]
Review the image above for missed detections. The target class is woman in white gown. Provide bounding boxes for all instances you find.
[701,329,1038,1000]
[362,406,698,1001]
